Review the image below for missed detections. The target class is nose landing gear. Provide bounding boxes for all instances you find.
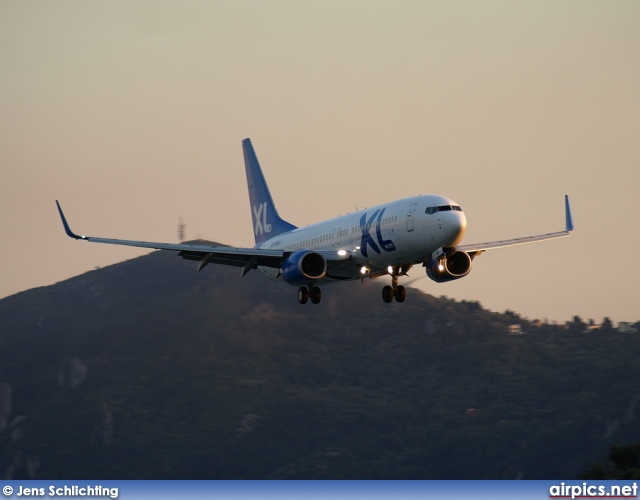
[382,272,406,303]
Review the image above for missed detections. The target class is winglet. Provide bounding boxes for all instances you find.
[564,195,574,232]
[55,200,83,239]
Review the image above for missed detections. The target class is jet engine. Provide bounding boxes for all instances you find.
[426,250,472,283]
[280,250,327,284]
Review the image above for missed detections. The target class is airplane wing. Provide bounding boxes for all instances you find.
[55,201,352,275]
[457,195,574,256]
[56,201,287,273]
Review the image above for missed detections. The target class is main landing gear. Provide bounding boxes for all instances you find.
[298,285,322,305]
[382,274,406,303]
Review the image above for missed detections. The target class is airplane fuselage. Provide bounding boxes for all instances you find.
[256,194,467,284]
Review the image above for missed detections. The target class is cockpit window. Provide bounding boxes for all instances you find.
[426,205,462,214]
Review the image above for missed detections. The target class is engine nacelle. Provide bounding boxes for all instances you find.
[280,250,327,284]
[426,250,472,283]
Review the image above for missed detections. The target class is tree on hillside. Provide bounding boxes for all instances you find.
[567,315,586,334]
[580,445,640,479]
[600,317,614,333]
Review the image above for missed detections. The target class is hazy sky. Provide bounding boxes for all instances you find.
[2,1,639,323]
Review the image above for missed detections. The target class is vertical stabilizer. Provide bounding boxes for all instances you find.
[242,138,297,244]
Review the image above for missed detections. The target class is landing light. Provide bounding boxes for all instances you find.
[360,266,368,275]
[388,266,394,274]
[438,263,445,271]
[338,249,347,256]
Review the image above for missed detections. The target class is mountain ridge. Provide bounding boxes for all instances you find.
[1,250,639,479]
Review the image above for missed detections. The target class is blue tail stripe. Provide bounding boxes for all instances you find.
[242,139,297,244]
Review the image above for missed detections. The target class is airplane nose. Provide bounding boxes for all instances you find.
[444,211,467,245]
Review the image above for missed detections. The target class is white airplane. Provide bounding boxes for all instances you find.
[56,138,574,305]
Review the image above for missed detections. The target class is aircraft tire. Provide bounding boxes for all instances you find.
[310,286,322,304]
[382,286,394,303]
[395,285,406,303]
[298,287,309,304]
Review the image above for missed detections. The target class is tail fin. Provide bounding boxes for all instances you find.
[242,138,297,244]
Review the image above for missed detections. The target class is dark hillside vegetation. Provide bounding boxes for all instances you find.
[1,247,639,479]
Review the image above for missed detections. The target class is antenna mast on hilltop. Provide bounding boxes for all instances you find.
[177,217,186,243]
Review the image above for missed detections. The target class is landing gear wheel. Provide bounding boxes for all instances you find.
[298,287,309,304]
[310,286,322,304]
[394,285,406,303]
[382,285,394,303]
